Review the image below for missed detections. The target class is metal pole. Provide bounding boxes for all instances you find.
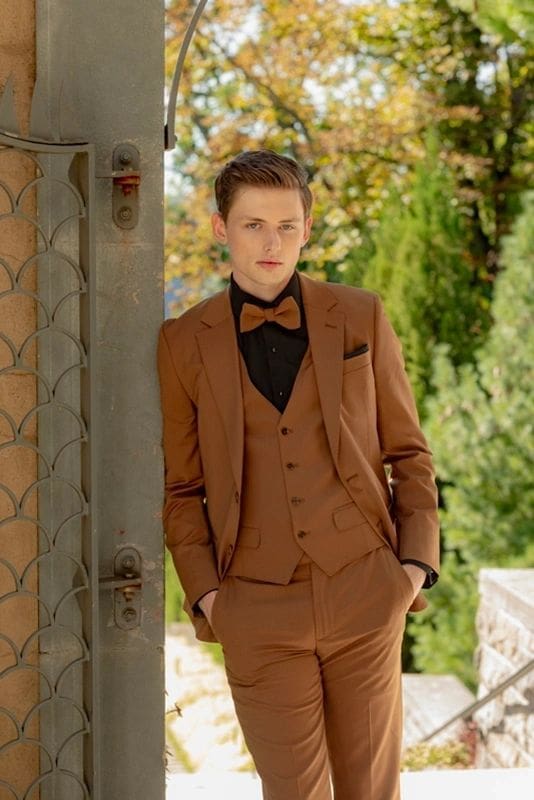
[422,658,534,742]
[164,0,209,150]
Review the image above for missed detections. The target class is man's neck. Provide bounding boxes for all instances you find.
[231,272,295,303]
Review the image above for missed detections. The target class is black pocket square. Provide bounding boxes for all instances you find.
[343,343,369,359]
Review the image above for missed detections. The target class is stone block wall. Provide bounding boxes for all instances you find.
[475,569,534,767]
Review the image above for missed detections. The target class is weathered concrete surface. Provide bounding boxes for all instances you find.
[475,569,534,768]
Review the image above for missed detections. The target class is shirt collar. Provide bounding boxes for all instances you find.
[230,271,302,320]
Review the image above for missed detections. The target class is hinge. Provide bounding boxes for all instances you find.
[99,546,142,630]
[96,143,140,229]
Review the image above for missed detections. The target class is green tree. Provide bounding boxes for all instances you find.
[363,130,488,409]
[165,0,532,308]
[408,192,534,688]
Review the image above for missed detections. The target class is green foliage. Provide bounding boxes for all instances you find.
[165,550,187,623]
[401,739,472,770]
[165,0,533,308]
[409,191,534,686]
[449,0,534,43]
[363,130,490,409]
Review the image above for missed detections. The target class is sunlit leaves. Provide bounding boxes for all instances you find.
[164,0,532,310]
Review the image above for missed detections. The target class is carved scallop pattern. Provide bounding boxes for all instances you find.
[0,134,94,799]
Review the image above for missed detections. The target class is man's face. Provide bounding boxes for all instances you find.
[211,185,312,301]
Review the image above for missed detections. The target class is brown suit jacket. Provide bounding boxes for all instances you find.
[157,273,440,641]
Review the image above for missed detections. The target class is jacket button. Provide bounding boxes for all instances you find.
[297,530,308,538]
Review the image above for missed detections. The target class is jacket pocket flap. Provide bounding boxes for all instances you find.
[333,502,367,531]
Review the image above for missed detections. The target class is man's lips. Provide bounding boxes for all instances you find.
[257,260,282,266]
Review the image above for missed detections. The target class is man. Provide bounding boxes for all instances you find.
[157,150,439,799]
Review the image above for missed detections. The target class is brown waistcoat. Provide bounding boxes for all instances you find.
[227,347,384,583]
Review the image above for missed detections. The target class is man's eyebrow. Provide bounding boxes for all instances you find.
[239,216,301,222]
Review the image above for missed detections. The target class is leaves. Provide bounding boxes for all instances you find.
[408,192,534,685]
[164,0,532,309]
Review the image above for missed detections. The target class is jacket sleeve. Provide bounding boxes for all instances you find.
[372,295,440,575]
[157,323,220,614]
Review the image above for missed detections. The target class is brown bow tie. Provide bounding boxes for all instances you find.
[239,296,301,333]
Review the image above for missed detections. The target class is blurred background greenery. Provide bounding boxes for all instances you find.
[163,0,533,689]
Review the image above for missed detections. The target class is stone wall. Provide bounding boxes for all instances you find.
[475,568,534,767]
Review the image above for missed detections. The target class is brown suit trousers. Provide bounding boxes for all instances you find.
[211,547,413,800]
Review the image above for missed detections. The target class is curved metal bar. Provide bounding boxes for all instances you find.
[24,766,90,800]
[0,210,51,251]
[17,248,87,290]
[165,0,210,151]
[0,131,91,154]
[0,778,19,800]
[17,176,85,216]
[20,551,89,592]
[0,557,21,591]
[56,728,91,767]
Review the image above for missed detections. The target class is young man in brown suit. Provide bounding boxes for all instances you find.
[157,150,440,799]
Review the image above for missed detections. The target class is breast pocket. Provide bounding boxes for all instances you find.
[342,349,372,375]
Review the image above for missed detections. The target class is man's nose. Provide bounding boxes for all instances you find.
[264,228,281,252]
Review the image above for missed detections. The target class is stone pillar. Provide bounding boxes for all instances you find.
[475,568,534,767]
[0,1,39,796]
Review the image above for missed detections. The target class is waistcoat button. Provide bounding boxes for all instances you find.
[291,496,304,505]
[297,530,308,538]
[286,462,298,470]
[234,491,239,502]
[280,427,292,435]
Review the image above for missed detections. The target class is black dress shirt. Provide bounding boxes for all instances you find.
[230,272,307,413]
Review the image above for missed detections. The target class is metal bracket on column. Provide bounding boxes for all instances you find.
[97,143,141,229]
[99,546,143,630]
[111,143,140,229]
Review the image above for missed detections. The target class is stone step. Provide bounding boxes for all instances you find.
[166,768,534,799]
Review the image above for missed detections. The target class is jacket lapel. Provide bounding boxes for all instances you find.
[196,289,244,492]
[299,273,344,464]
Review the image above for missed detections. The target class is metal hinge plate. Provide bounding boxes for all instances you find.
[99,546,142,630]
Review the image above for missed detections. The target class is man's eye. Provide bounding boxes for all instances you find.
[281,225,296,231]
[246,223,260,229]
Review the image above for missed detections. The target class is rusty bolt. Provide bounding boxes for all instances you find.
[119,150,132,165]
[122,555,136,572]
[122,586,137,603]
[118,206,133,222]
[122,607,137,623]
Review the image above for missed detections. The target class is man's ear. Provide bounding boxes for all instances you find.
[301,216,313,247]
[211,212,227,244]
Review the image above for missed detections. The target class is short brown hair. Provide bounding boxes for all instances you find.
[214,150,313,220]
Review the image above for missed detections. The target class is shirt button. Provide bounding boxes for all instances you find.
[281,427,292,435]
[297,530,308,539]
[291,496,304,505]
[271,347,277,353]
[279,391,283,396]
